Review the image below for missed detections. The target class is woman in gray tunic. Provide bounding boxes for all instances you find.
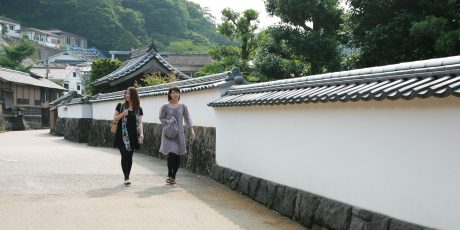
[159,87,195,184]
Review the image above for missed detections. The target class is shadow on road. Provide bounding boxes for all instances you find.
[86,184,125,198]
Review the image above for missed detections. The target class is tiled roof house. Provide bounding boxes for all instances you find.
[92,45,190,89]
[162,54,213,77]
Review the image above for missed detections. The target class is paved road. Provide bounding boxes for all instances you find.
[0,130,305,230]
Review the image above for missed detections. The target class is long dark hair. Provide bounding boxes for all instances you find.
[125,87,140,110]
[167,87,181,101]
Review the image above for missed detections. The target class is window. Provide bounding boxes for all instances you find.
[73,72,77,77]
[77,85,81,91]
[9,25,13,30]
[17,98,29,105]
[64,83,69,89]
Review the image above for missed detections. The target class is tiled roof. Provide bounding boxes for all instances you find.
[90,70,242,103]
[19,28,58,37]
[92,46,190,86]
[46,50,102,63]
[45,29,86,40]
[30,66,70,80]
[50,91,79,106]
[0,68,65,90]
[0,16,19,24]
[162,54,212,66]
[209,56,460,107]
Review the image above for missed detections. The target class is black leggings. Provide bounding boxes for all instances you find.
[167,153,181,179]
[118,145,133,180]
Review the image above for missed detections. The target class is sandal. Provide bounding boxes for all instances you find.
[166,178,176,185]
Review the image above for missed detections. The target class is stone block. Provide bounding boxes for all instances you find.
[248,177,260,199]
[266,181,278,209]
[279,186,298,218]
[237,174,250,195]
[254,179,267,205]
[229,171,241,190]
[295,191,320,227]
[314,198,352,230]
[389,219,431,230]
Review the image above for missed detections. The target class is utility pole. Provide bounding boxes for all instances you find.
[45,49,49,79]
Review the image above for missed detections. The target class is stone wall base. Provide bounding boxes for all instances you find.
[1,115,42,130]
[53,118,216,176]
[64,118,92,143]
[211,165,434,230]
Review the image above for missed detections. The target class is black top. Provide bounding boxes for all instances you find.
[113,103,143,150]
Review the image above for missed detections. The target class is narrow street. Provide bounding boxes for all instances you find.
[0,130,305,230]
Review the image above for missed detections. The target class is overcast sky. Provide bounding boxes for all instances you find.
[188,0,281,29]
[188,0,348,29]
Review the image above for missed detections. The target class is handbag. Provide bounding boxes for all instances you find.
[164,117,178,139]
[111,120,118,134]
[111,104,123,134]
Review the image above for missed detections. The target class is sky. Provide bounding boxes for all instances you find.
[187,0,281,29]
[188,0,349,29]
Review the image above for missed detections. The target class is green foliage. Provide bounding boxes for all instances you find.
[141,72,176,86]
[254,29,306,80]
[265,0,342,33]
[1,24,7,35]
[263,0,343,74]
[196,8,259,78]
[0,0,230,52]
[0,37,36,71]
[218,8,259,61]
[143,75,169,86]
[88,58,122,95]
[347,0,460,68]
[116,6,148,39]
[166,39,210,54]
[195,46,244,77]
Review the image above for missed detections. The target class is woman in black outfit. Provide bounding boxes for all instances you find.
[113,87,144,186]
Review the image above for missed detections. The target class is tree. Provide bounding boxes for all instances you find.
[218,8,259,61]
[0,0,229,52]
[195,46,243,76]
[254,29,306,80]
[263,0,343,74]
[140,71,176,86]
[347,0,460,68]
[0,37,36,71]
[88,58,122,95]
[1,24,7,35]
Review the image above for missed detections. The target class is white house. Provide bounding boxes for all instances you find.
[0,16,21,38]
[19,28,61,48]
[30,64,88,95]
[45,29,87,49]
[62,66,86,95]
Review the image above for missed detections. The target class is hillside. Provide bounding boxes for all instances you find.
[0,0,231,53]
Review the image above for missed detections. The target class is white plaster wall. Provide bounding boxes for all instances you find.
[91,88,221,127]
[58,104,92,119]
[92,100,123,120]
[81,104,92,118]
[57,105,67,118]
[213,97,460,230]
[7,24,21,38]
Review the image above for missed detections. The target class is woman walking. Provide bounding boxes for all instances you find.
[113,87,144,186]
[159,87,195,185]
